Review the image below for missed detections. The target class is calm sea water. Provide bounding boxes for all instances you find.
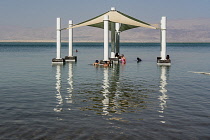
[0,42,210,139]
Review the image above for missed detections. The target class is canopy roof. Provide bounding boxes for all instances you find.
[66,9,157,32]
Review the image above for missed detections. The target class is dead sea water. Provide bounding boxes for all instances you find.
[0,42,210,139]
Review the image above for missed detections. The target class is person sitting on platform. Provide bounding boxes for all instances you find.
[93,60,99,65]
[115,53,120,58]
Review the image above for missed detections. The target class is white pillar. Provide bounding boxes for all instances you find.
[56,18,61,59]
[161,16,167,60]
[111,22,115,58]
[69,20,73,57]
[104,15,109,61]
[111,7,115,11]
[115,23,120,32]
[110,7,116,58]
[115,23,121,55]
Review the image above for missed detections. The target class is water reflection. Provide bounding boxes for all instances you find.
[101,64,122,115]
[110,64,121,114]
[66,62,74,110]
[53,64,63,112]
[81,63,151,116]
[102,67,110,115]
[158,65,170,123]
[57,63,154,117]
[53,62,75,112]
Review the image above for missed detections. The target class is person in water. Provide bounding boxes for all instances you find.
[121,54,126,64]
[103,61,109,67]
[137,57,142,62]
[93,60,99,65]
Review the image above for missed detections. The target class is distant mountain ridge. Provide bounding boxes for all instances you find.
[0,18,210,42]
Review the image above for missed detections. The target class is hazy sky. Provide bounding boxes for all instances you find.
[0,0,210,28]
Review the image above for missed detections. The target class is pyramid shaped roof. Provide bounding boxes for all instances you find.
[66,9,157,31]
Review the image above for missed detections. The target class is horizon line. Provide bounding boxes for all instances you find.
[0,40,210,43]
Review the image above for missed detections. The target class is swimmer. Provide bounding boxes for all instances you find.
[121,54,126,64]
[103,61,109,67]
[137,57,142,62]
[93,60,99,65]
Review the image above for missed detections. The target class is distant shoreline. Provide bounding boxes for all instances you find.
[0,40,209,43]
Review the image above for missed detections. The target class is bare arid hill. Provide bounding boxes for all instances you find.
[0,18,210,42]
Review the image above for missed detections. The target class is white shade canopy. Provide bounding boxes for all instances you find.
[64,9,157,31]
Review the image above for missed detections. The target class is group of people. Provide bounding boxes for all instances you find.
[93,54,141,67]
[93,60,110,67]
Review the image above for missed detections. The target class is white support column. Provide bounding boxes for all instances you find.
[161,16,167,60]
[104,15,109,61]
[111,22,115,58]
[56,18,61,59]
[69,20,73,57]
[115,23,121,55]
[110,7,116,58]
